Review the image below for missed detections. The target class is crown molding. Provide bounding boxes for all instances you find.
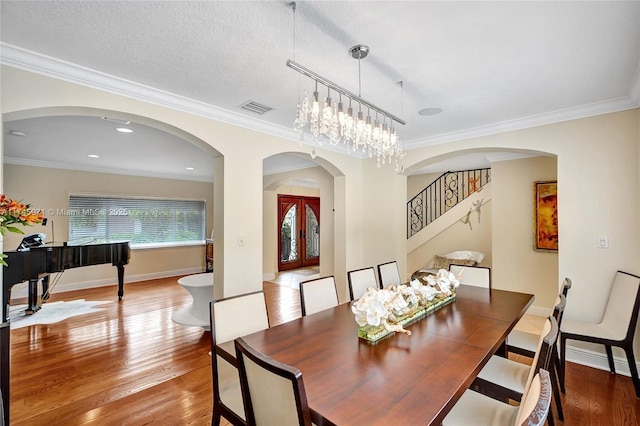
[3,42,639,155]
[3,156,214,183]
[405,95,639,149]
[0,44,298,142]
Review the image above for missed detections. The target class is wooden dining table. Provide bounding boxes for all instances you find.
[231,285,534,425]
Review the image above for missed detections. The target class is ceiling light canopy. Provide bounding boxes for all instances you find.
[418,107,443,116]
[116,127,133,133]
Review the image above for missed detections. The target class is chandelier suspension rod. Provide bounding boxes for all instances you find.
[286,59,406,126]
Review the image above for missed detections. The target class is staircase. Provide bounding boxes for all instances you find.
[407,168,491,238]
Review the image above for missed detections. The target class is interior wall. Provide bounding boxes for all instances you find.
[491,156,558,311]
[360,158,408,282]
[3,164,213,295]
[407,172,440,199]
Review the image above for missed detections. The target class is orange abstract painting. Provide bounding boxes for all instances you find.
[534,181,558,251]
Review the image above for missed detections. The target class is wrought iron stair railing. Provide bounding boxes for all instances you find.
[407,168,491,238]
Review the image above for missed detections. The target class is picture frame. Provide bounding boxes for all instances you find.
[533,180,558,251]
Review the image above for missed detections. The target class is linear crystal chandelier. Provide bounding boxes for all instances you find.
[287,44,406,171]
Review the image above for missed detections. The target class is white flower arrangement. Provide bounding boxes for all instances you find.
[352,269,460,338]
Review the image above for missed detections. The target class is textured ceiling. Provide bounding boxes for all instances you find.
[1,1,639,181]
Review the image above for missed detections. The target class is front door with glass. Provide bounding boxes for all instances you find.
[278,195,320,271]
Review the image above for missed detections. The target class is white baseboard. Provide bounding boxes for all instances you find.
[262,273,276,281]
[565,344,637,378]
[9,267,204,300]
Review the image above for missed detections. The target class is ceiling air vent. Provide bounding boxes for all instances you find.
[239,100,273,115]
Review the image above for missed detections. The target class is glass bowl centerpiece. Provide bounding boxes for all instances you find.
[352,269,459,342]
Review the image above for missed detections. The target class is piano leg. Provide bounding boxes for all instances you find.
[25,278,42,315]
[41,275,50,302]
[117,265,125,300]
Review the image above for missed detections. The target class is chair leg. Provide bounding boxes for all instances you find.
[554,348,564,393]
[212,411,221,426]
[624,346,640,399]
[549,357,564,421]
[560,336,567,393]
[547,408,555,426]
[605,345,616,374]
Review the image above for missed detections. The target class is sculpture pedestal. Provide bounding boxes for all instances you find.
[172,272,214,330]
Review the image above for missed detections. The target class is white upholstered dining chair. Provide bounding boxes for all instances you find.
[473,316,560,425]
[449,264,491,288]
[560,270,640,399]
[377,261,401,289]
[235,337,313,426]
[443,369,552,426]
[210,292,270,426]
[299,276,339,316]
[508,278,571,358]
[347,267,378,301]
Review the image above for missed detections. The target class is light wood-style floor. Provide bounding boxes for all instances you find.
[8,273,640,425]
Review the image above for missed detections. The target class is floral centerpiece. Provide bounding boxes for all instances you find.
[0,194,44,266]
[352,269,460,342]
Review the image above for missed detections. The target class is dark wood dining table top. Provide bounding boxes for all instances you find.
[236,285,534,426]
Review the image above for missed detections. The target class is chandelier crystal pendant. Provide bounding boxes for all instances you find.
[287,44,406,172]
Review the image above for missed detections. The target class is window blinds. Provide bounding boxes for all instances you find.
[68,195,205,247]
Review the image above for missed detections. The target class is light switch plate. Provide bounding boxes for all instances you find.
[597,236,608,248]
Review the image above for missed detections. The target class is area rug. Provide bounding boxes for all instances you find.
[9,299,113,329]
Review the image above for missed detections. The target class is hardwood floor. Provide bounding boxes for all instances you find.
[7,275,640,425]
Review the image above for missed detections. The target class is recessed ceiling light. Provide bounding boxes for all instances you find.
[100,116,131,125]
[418,107,443,116]
[185,167,195,171]
[88,154,100,158]
[116,127,133,133]
[9,130,26,137]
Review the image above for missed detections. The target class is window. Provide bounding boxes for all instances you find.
[68,195,206,248]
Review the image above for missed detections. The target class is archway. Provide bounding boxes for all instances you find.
[2,106,221,295]
[405,147,559,315]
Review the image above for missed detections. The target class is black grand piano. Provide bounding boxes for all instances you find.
[2,238,130,322]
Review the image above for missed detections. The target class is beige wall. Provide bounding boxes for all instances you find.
[2,164,213,295]
[491,156,558,311]
[407,172,440,199]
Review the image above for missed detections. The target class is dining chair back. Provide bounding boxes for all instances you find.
[235,337,312,426]
[299,276,339,316]
[209,292,270,426]
[347,267,377,301]
[449,264,491,288]
[560,277,572,297]
[474,316,557,401]
[560,270,640,398]
[377,261,401,289]
[442,369,552,426]
[508,294,567,357]
[514,369,553,426]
